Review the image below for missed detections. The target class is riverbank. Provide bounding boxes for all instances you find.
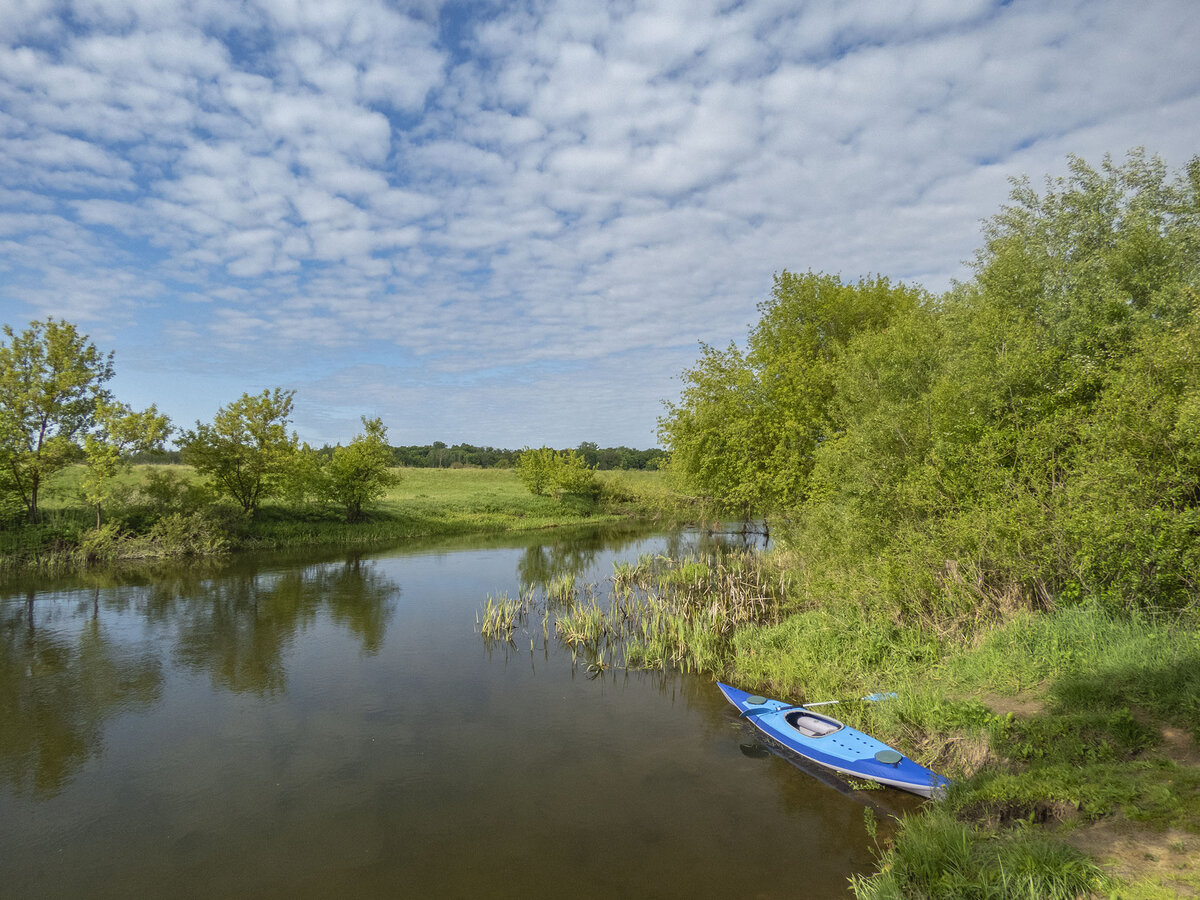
[743,598,1200,899]
[0,465,695,572]
[573,548,1200,898]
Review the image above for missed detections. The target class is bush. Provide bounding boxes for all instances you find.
[138,466,210,516]
[516,447,598,501]
[79,522,123,562]
[515,446,557,495]
[148,509,234,556]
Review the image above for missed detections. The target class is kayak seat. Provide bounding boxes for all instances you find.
[786,712,842,738]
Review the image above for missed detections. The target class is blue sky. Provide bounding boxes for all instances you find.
[2,0,1198,450]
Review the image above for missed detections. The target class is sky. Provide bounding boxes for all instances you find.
[1,0,1198,450]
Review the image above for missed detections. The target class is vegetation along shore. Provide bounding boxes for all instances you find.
[0,463,690,572]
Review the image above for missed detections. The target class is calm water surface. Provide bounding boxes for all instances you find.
[0,526,917,898]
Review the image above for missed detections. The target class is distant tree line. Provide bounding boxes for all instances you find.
[388,441,664,471]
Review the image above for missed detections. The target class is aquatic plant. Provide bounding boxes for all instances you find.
[546,572,577,605]
[477,593,527,641]
[554,595,608,646]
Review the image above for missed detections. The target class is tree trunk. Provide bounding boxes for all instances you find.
[26,472,39,524]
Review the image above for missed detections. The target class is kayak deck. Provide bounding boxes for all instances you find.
[717,682,950,799]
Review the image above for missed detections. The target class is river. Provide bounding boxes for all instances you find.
[0,525,915,898]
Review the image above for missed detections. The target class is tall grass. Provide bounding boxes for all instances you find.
[619,552,789,672]
[851,807,1108,899]
[481,549,792,674]
[555,594,611,646]
[477,593,529,642]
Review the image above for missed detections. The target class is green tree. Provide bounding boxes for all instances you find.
[658,341,769,520]
[659,272,926,519]
[0,318,115,522]
[1065,289,1200,607]
[322,417,399,522]
[551,449,598,499]
[179,388,298,517]
[515,446,558,496]
[795,150,1200,614]
[576,441,599,467]
[81,400,172,528]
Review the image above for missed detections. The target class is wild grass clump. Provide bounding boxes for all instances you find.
[610,550,792,673]
[624,611,730,674]
[555,595,610,646]
[546,572,577,605]
[477,593,528,642]
[476,549,791,673]
[851,807,1108,899]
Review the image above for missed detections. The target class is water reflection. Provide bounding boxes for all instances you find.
[159,556,397,695]
[0,555,398,794]
[0,592,162,796]
[0,528,891,900]
[514,522,768,592]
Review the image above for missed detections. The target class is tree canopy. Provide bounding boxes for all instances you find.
[82,400,172,527]
[179,388,299,517]
[321,416,400,522]
[0,318,116,522]
[658,272,928,519]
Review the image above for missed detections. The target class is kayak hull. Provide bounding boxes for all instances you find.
[717,682,950,799]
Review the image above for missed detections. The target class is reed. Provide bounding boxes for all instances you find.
[476,550,793,673]
[546,572,577,606]
[477,593,528,641]
[554,594,610,646]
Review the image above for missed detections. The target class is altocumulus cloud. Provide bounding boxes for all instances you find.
[1,0,1198,447]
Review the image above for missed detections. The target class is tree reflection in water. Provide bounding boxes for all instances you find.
[168,556,397,694]
[0,590,162,796]
[0,555,399,794]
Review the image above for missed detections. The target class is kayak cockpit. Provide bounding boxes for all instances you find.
[784,710,844,738]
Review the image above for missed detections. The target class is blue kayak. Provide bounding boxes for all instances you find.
[717,682,950,799]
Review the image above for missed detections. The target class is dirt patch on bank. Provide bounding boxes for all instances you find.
[1160,725,1200,768]
[1066,817,1200,897]
[1065,724,1200,896]
[980,692,1047,718]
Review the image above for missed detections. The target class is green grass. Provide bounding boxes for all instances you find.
[851,807,1109,899]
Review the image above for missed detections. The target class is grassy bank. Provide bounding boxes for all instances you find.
[518,548,1200,897]
[0,464,692,571]
[739,599,1200,897]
